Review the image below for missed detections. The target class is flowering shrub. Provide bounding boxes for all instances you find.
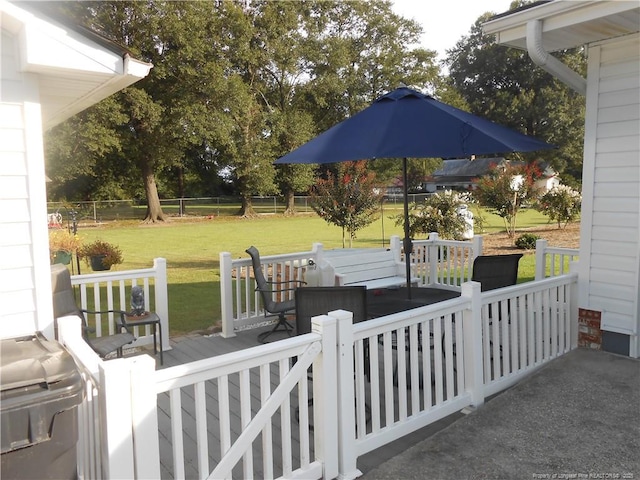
[535,184,581,229]
[309,161,383,247]
[77,239,124,268]
[473,161,543,238]
[49,230,82,254]
[397,190,469,240]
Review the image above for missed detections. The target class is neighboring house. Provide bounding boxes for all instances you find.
[425,157,559,193]
[484,0,640,357]
[0,1,151,340]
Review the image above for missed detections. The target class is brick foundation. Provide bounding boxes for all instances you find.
[578,308,602,350]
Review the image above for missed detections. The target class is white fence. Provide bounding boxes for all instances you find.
[220,234,483,337]
[534,239,579,280]
[70,258,170,352]
[408,233,483,289]
[59,269,578,479]
[57,315,161,479]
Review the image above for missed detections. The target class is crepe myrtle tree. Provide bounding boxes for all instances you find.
[473,161,543,238]
[535,184,582,229]
[310,161,383,248]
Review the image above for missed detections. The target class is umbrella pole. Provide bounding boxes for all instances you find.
[402,158,412,300]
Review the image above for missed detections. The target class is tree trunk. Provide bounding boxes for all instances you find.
[283,190,296,216]
[142,161,165,223]
[239,195,257,217]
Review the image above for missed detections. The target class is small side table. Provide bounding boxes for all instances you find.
[124,311,163,365]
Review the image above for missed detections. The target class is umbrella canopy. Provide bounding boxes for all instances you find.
[275,87,554,297]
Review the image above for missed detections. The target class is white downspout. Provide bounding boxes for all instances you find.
[526,20,587,96]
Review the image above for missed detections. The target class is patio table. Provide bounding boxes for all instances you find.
[367,287,461,388]
[366,287,461,318]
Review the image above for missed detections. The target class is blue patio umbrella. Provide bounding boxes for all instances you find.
[275,87,554,297]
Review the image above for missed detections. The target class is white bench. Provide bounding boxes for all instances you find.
[326,249,419,289]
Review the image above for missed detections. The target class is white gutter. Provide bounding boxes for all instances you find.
[526,19,587,96]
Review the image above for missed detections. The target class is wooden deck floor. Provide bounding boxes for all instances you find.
[151,321,465,478]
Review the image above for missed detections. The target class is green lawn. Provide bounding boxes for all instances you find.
[73,208,553,336]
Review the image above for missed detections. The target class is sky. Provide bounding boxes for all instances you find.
[390,0,514,62]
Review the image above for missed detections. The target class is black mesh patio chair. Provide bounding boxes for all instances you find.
[295,285,369,377]
[294,286,370,426]
[294,286,368,335]
[471,254,523,292]
[246,246,305,343]
[51,264,135,358]
[471,254,523,355]
[471,253,523,321]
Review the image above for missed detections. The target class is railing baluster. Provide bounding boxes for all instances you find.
[218,376,231,459]
[239,369,253,479]
[443,314,455,401]
[501,299,510,375]
[170,388,185,479]
[422,321,432,409]
[408,324,420,416]
[432,318,443,405]
[382,331,394,426]
[369,334,381,431]
[259,364,274,478]
[194,381,209,479]
[482,303,491,382]
[279,359,292,477]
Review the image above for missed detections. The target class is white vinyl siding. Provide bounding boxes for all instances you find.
[0,30,51,338]
[583,34,640,341]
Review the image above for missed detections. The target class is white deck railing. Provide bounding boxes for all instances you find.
[60,269,578,480]
[220,235,483,337]
[57,315,161,479]
[71,258,170,352]
[535,239,579,280]
[219,245,321,338]
[403,233,483,289]
[152,323,338,479]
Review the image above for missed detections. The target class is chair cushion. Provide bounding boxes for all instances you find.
[89,333,135,358]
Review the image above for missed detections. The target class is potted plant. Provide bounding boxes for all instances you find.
[48,230,81,265]
[77,239,124,271]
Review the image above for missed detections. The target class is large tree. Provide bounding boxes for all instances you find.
[251,0,441,215]
[444,3,586,185]
[46,1,238,221]
[45,1,442,218]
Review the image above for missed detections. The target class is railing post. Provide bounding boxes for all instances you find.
[220,252,236,338]
[129,355,161,478]
[389,235,401,262]
[428,232,439,286]
[312,315,339,480]
[472,234,483,258]
[462,281,484,407]
[535,239,548,280]
[332,309,360,480]
[569,263,579,350]
[153,258,171,351]
[57,314,83,345]
[99,358,136,479]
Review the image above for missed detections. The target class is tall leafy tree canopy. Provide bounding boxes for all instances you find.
[444,2,586,185]
[45,0,439,219]
[45,0,586,223]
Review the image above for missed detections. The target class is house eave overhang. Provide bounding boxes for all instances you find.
[1,0,152,130]
[483,0,640,52]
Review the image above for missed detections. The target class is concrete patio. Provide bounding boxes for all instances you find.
[362,348,640,479]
